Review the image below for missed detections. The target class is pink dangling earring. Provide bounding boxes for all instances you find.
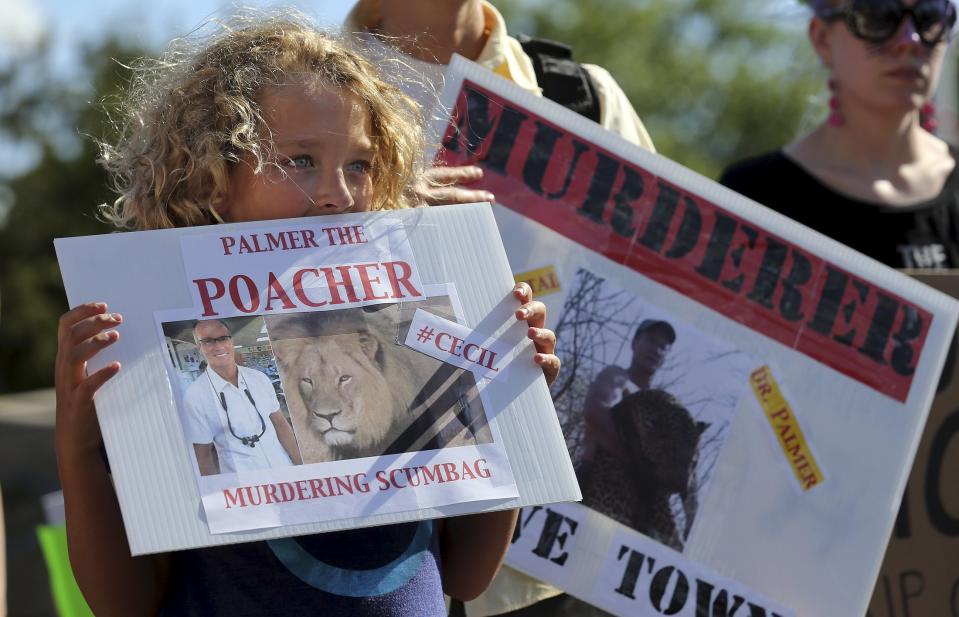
[920,101,938,132]
[828,78,843,127]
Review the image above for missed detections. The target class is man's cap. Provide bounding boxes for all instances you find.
[634,319,676,344]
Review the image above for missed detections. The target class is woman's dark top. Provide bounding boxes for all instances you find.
[719,149,959,269]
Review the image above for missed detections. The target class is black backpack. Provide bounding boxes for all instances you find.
[517,34,601,123]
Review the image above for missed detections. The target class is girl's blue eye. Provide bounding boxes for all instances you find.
[347,160,372,174]
[285,155,313,169]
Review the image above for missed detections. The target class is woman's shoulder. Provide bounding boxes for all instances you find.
[718,150,797,192]
[717,150,820,219]
[928,142,959,203]
[933,138,959,198]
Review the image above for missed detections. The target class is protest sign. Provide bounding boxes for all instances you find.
[433,55,959,616]
[55,204,579,553]
[867,271,959,617]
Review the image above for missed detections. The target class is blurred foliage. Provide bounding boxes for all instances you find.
[497,0,824,178]
[0,40,145,393]
[0,1,825,393]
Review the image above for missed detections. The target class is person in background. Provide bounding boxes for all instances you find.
[346,0,655,207]
[721,0,958,270]
[347,3,655,614]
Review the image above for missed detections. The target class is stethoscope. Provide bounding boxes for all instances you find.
[207,370,267,448]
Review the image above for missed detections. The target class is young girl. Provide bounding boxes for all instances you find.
[54,16,559,616]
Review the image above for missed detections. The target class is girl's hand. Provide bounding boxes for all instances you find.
[512,283,560,387]
[55,302,123,458]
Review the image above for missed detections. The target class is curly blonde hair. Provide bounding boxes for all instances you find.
[99,14,426,230]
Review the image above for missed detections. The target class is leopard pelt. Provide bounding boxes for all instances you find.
[579,389,705,551]
[582,447,683,550]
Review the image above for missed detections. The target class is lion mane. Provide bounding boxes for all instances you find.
[266,301,490,463]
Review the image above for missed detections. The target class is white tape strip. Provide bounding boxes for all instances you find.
[404,308,512,380]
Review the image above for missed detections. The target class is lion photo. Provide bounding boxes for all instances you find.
[264,297,494,464]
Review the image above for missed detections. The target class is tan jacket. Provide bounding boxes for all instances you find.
[346,2,655,614]
[345,0,655,151]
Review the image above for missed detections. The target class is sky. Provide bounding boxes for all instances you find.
[0,1,355,179]
[2,0,954,156]
[4,0,809,66]
[3,0,352,74]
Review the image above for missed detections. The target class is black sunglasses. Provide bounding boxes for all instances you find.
[820,0,957,47]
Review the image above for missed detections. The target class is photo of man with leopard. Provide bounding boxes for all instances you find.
[551,268,752,551]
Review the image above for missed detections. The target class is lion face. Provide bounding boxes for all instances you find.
[271,331,396,462]
[298,334,392,448]
[266,301,493,463]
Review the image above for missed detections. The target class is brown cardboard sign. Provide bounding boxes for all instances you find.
[869,271,959,617]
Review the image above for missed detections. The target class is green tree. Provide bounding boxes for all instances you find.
[498,0,823,179]
[0,40,146,393]
[0,1,827,393]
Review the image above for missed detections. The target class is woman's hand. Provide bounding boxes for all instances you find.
[416,165,495,206]
[55,302,122,458]
[512,283,560,387]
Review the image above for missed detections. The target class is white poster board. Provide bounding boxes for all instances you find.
[434,55,959,617]
[55,203,579,554]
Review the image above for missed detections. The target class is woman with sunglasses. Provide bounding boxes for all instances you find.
[720,0,959,269]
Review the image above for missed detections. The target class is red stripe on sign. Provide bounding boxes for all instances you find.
[438,80,930,403]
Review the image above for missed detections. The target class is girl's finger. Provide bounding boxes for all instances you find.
[512,283,532,303]
[528,327,557,355]
[68,311,123,347]
[425,165,483,183]
[424,186,495,206]
[515,300,547,329]
[56,305,113,394]
[74,361,122,404]
[58,302,109,344]
[534,353,561,387]
[68,329,120,389]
